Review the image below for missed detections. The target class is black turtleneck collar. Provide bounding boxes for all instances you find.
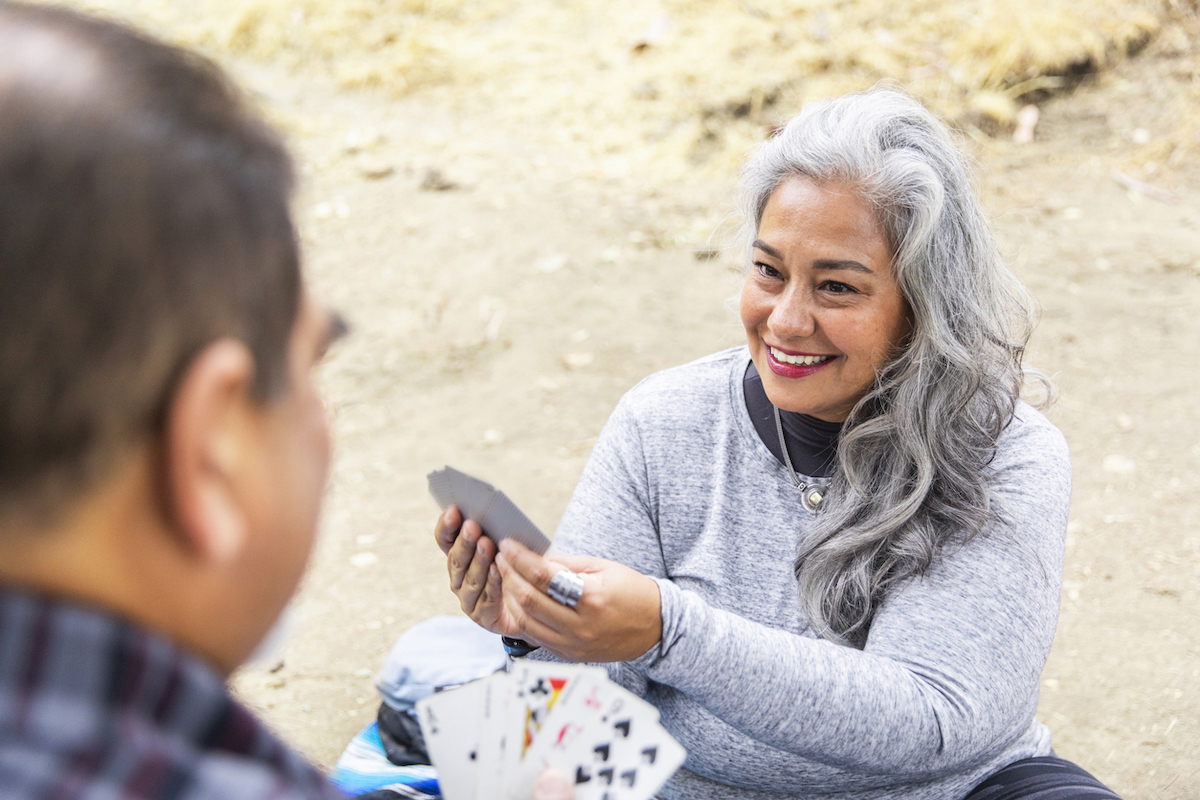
[743,360,842,479]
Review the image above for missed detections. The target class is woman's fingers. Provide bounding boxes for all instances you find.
[499,573,569,651]
[497,539,569,592]
[458,533,497,614]
[495,549,578,636]
[446,518,484,592]
[496,542,664,663]
[533,768,573,800]
[541,552,600,574]
[434,506,462,554]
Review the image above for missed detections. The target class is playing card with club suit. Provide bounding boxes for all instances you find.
[507,669,616,799]
[500,663,607,799]
[414,678,486,800]
[556,693,684,800]
[427,466,550,555]
[414,661,685,800]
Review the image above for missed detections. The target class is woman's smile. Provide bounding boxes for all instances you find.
[766,345,836,375]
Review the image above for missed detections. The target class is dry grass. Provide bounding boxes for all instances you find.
[65,0,1197,184]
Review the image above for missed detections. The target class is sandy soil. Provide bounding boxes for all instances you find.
[55,2,1200,796]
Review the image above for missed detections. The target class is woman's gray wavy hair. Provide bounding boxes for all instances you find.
[739,88,1048,648]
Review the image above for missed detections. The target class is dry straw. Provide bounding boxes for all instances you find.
[66,0,1197,182]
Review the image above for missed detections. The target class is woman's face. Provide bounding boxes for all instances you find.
[740,176,910,422]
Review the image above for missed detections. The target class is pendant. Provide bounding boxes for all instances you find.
[800,483,826,514]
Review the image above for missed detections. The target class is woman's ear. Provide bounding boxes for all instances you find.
[160,339,259,564]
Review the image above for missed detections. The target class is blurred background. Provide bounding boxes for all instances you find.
[53,0,1200,797]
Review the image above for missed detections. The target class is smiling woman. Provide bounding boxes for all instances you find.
[436,88,1122,800]
[740,177,909,423]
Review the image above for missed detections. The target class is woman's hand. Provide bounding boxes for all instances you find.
[494,539,663,663]
[434,506,518,636]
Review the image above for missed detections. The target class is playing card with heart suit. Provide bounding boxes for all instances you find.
[509,671,615,799]
[501,663,607,800]
[414,665,684,800]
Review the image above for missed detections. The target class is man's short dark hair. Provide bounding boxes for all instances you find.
[0,3,300,523]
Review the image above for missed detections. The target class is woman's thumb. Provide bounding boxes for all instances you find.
[532,768,574,800]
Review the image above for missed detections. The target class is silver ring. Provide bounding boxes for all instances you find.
[547,569,584,608]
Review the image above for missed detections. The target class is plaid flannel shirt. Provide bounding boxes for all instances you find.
[0,588,347,800]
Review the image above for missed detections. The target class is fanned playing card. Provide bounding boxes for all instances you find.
[508,671,614,799]
[473,672,510,800]
[556,692,684,800]
[426,466,550,555]
[415,679,486,800]
[500,662,607,799]
[481,491,552,555]
[415,665,685,800]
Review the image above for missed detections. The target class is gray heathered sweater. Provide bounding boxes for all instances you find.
[545,346,1072,800]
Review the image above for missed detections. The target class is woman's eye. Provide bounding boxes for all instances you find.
[754,261,782,280]
[820,280,857,294]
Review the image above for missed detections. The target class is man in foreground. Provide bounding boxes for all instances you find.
[0,4,568,798]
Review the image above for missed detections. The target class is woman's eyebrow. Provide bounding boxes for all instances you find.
[752,239,783,259]
[813,259,873,274]
[754,239,873,274]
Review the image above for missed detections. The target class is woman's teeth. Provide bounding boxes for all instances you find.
[770,347,833,366]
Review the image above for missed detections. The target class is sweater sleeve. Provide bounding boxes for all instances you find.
[538,392,661,698]
[629,413,1071,775]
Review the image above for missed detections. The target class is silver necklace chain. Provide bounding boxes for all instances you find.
[773,405,828,514]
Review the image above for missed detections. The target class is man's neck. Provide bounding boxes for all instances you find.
[0,451,235,675]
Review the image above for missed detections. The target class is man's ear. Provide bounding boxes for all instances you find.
[161,339,259,564]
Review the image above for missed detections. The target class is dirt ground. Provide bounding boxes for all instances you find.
[58,2,1200,797]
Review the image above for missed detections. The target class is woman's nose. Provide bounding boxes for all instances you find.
[769,285,817,339]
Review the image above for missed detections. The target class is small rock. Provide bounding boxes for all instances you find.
[485,309,505,342]
[360,162,396,180]
[631,12,670,52]
[570,329,590,343]
[483,428,504,446]
[1013,104,1039,145]
[1116,414,1134,432]
[350,552,379,568]
[563,352,594,369]
[420,168,459,191]
[535,254,569,274]
[1102,454,1136,475]
[354,668,373,679]
[1131,128,1151,145]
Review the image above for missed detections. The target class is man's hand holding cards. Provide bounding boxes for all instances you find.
[417,662,686,800]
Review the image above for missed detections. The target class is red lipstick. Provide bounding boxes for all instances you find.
[765,345,836,379]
